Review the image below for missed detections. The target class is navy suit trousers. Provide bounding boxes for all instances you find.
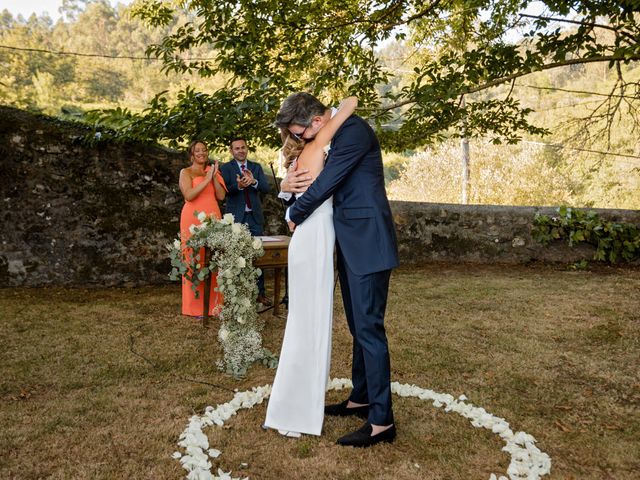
[337,245,394,426]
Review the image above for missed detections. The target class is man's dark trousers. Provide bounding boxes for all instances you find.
[337,245,393,426]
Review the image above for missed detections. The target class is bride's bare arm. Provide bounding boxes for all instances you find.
[313,96,358,146]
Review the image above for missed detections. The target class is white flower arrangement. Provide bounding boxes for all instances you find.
[168,212,276,377]
[173,378,552,480]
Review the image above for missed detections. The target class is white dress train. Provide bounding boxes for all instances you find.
[264,196,335,436]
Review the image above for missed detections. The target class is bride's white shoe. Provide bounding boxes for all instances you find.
[277,429,301,438]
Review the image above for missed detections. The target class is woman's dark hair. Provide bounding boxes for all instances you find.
[187,140,207,161]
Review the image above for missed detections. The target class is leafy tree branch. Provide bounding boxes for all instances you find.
[86,0,640,150]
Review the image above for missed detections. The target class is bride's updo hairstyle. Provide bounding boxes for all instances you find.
[280,129,305,170]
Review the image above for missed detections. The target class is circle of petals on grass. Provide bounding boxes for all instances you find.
[173,378,552,480]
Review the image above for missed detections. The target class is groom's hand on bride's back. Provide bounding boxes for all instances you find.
[281,168,312,194]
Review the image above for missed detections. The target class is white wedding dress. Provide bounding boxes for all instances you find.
[264,195,335,436]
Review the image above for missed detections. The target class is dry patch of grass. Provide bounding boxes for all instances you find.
[1,264,639,479]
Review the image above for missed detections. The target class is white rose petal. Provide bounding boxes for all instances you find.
[219,328,229,342]
[217,469,232,480]
[197,211,207,222]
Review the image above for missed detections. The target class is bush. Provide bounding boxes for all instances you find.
[387,140,573,206]
[532,206,640,264]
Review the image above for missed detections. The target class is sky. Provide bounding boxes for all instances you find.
[1,0,554,46]
[1,0,133,22]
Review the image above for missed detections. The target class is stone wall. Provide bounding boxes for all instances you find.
[392,201,640,264]
[1,106,638,287]
[0,106,287,287]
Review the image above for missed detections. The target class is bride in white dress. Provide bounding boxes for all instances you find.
[264,97,358,437]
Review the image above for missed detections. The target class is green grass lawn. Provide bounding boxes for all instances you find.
[1,264,639,479]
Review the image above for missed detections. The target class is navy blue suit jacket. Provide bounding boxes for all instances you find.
[289,115,399,275]
[220,159,270,227]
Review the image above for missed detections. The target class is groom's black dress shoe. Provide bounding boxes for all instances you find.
[324,400,369,419]
[337,422,396,447]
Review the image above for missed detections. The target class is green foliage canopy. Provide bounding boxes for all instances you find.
[11,0,640,151]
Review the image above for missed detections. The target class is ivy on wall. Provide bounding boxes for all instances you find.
[532,206,640,265]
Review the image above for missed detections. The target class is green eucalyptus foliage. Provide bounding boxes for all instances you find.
[532,206,640,265]
[86,0,640,150]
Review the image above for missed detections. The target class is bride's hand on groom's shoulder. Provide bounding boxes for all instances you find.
[281,168,312,194]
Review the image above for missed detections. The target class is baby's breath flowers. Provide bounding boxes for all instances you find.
[168,212,276,377]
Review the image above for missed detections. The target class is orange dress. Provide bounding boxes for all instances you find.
[180,167,226,316]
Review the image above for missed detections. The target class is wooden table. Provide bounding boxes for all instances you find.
[254,235,290,316]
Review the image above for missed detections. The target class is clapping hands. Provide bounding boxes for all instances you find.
[205,160,219,181]
[236,168,256,188]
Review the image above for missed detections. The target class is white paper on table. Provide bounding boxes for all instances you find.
[256,236,281,242]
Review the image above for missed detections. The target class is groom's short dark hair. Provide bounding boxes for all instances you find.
[275,93,327,128]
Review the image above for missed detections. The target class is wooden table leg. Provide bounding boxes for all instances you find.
[273,267,281,316]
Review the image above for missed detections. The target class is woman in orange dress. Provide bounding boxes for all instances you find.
[179,140,227,317]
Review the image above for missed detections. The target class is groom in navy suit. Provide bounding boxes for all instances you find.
[276,93,399,447]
